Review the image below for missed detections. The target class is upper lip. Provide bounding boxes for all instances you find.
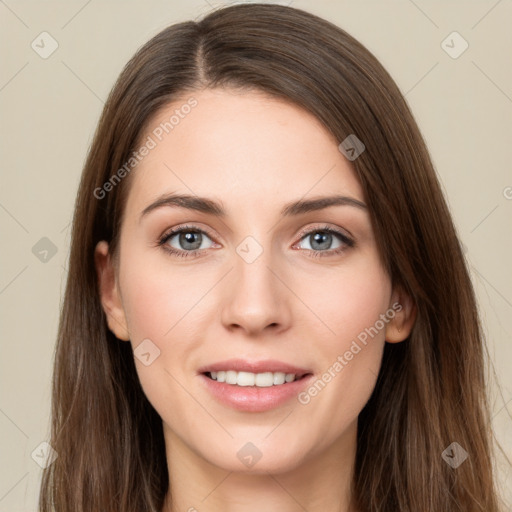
[198,358,312,378]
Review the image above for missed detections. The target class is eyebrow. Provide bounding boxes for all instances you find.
[140,193,367,220]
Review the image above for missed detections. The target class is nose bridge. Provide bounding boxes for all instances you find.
[220,234,290,334]
[236,238,275,295]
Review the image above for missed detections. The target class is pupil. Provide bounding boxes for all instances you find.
[180,231,202,250]
[311,232,331,250]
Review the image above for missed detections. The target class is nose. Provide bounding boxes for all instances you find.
[220,245,292,337]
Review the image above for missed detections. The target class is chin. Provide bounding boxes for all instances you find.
[199,436,311,475]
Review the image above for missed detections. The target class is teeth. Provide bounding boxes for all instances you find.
[226,370,237,384]
[209,371,298,387]
[273,372,285,385]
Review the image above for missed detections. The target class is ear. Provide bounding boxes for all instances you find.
[385,285,416,343]
[94,241,130,341]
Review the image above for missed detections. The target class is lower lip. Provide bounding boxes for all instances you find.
[199,373,314,412]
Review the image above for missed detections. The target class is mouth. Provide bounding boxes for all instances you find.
[203,370,311,387]
[197,358,313,387]
[197,359,314,412]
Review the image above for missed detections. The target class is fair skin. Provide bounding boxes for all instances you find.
[95,88,415,512]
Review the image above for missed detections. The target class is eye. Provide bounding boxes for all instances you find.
[157,224,355,259]
[158,224,217,258]
[294,225,354,258]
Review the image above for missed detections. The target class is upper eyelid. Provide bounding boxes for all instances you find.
[160,223,216,242]
[295,224,353,242]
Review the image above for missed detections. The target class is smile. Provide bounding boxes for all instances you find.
[206,370,300,387]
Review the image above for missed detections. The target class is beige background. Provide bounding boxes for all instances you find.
[1,0,511,510]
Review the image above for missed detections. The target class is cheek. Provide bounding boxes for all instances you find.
[294,253,392,350]
[119,249,204,344]
[118,254,204,420]
[292,255,391,434]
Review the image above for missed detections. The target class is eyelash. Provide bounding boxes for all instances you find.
[157,224,355,259]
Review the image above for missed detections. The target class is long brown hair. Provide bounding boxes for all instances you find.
[39,3,506,511]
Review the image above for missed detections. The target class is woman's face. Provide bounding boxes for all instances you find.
[96,88,410,475]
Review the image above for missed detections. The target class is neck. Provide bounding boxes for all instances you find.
[162,420,359,512]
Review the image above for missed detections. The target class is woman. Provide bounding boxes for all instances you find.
[38,3,506,511]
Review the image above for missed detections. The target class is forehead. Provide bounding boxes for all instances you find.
[124,88,365,218]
